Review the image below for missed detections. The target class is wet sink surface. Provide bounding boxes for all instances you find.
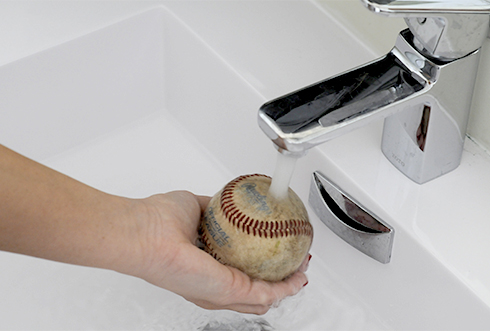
[0,2,489,330]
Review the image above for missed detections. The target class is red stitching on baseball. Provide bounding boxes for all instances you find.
[237,214,245,226]
[218,174,313,239]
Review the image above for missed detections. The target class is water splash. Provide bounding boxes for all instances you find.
[199,316,273,331]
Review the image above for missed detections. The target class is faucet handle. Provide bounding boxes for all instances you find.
[361,0,490,60]
[362,0,490,14]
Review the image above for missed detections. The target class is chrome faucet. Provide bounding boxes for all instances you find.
[258,0,490,184]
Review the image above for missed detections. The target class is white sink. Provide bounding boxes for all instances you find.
[1,1,490,330]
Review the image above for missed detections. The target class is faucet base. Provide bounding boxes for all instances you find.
[381,104,463,184]
[380,34,481,183]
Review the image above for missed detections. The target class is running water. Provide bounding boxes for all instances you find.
[268,152,299,200]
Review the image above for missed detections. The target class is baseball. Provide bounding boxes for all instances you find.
[200,174,313,282]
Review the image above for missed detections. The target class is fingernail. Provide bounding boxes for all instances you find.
[299,254,312,273]
[305,254,312,271]
[303,281,309,287]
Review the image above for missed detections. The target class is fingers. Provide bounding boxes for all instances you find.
[240,272,308,314]
[236,254,312,314]
[215,263,309,315]
[193,298,271,315]
[172,246,312,315]
[202,253,312,314]
[262,268,309,305]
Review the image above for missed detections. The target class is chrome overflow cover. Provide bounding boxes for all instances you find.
[309,171,394,263]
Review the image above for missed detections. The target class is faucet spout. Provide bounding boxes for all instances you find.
[258,35,426,154]
[258,29,482,183]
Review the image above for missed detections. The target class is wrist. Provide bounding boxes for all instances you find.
[98,195,149,276]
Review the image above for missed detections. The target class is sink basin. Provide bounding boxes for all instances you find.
[1,1,490,330]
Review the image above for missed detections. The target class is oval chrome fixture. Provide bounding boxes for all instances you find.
[309,171,394,263]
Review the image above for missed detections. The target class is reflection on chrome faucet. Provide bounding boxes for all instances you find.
[343,199,390,234]
[258,1,490,184]
[416,105,430,151]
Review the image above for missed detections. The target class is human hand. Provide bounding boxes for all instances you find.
[0,145,308,315]
[123,191,310,315]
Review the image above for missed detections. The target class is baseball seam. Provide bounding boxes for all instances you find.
[219,174,313,239]
[201,231,224,262]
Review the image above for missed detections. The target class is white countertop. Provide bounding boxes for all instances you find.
[1,1,490,328]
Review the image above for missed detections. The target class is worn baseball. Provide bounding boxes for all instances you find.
[200,174,313,282]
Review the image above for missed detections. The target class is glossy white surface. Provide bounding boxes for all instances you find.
[0,1,490,330]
